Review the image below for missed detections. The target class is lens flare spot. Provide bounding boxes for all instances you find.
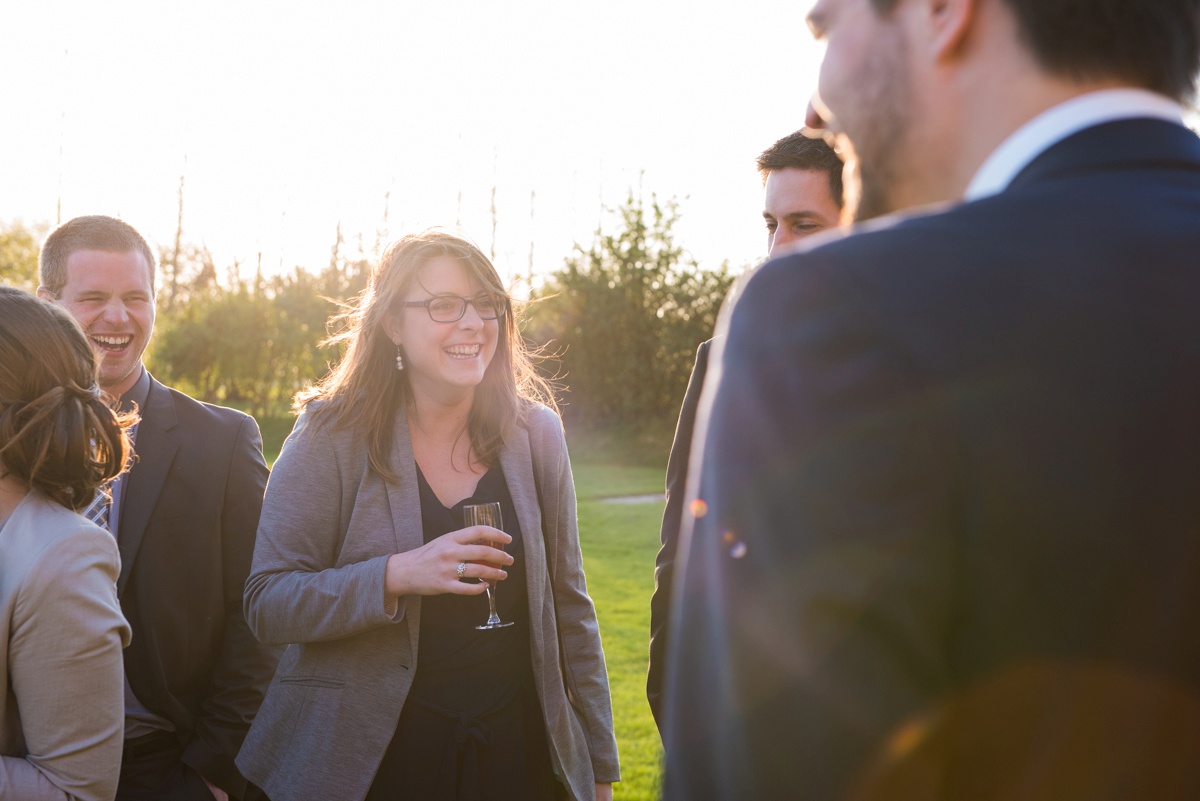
[729,540,748,559]
[690,498,709,518]
[885,718,931,761]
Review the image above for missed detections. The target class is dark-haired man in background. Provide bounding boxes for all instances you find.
[647,132,844,733]
[665,0,1200,797]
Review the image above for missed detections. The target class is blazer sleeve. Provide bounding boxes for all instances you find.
[181,413,280,798]
[648,339,710,732]
[244,411,400,646]
[537,411,621,783]
[663,256,958,799]
[2,524,130,801]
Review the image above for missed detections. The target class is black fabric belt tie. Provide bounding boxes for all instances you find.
[409,683,520,801]
[451,715,489,801]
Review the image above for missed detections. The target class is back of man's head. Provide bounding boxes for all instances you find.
[39,215,157,297]
[869,0,1200,102]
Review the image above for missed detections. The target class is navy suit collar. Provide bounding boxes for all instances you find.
[1009,117,1200,191]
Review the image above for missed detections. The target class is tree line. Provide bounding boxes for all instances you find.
[0,196,733,428]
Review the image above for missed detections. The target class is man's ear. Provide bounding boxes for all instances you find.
[926,0,977,62]
[36,286,55,302]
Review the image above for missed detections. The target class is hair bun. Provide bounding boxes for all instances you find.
[66,383,103,403]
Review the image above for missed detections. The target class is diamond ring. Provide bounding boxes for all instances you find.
[456,562,467,579]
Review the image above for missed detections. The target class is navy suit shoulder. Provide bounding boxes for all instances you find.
[664,119,1200,799]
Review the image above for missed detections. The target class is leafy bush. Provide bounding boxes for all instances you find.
[524,194,732,428]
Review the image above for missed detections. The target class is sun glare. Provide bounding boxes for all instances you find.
[1,1,823,287]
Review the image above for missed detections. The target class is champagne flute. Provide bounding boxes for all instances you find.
[463,502,514,630]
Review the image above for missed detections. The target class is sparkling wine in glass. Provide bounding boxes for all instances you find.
[463,502,514,630]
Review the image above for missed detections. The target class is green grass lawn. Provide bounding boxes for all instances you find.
[568,421,670,801]
[573,468,665,800]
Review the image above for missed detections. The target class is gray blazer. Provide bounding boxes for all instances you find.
[0,490,131,801]
[237,402,619,801]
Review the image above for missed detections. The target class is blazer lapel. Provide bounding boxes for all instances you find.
[383,407,423,553]
[117,377,180,596]
[382,407,424,643]
[501,425,548,631]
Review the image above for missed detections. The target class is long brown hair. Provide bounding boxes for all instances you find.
[297,228,555,480]
[0,287,134,510]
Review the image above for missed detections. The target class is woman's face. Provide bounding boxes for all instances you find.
[387,255,501,405]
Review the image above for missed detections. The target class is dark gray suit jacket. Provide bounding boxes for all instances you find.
[119,375,277,798]
[665,118,1200,799]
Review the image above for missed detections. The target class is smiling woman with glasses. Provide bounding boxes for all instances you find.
[238,228,620,801]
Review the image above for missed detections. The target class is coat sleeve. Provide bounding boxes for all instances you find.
[537,410,621,783]
[1,525,130,801]
[648,340,709,732]
[182,413,282,798]
[243,411,400,647]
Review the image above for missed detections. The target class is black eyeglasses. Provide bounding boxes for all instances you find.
[402,293,506,323]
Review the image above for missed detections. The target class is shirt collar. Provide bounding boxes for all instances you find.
[965,88,1184,201]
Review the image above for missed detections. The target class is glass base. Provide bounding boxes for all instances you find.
[476,620,515,630]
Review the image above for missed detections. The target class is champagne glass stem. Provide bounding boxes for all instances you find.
[484,585,503,626]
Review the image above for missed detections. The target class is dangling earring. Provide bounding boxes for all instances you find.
[395,344,405,372]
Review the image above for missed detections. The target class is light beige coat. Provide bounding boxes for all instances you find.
[237,403,619,801]
[0,491,131,801]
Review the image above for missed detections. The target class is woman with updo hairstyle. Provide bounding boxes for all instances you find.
[238,229,619,801]
[0,286,134,801]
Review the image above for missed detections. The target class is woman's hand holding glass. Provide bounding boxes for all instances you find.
[384,525,512,599]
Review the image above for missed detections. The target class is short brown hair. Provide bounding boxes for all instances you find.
[39,215,157,297]
[0,287,134,510]
[869,0,1200,102]
[757,131,845,210]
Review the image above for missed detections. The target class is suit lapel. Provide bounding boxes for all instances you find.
[117,377,180,596]
[501,425,547,617]
[382,407,424,644]
[383,406,423,554]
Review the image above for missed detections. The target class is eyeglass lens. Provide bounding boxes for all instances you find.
[427,295,502,322]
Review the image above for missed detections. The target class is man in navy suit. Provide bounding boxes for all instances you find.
[39,216,279,801]
[647,131,844,733]
[664,0,1200,798]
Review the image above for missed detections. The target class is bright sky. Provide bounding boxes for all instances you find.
[2,1,826,289]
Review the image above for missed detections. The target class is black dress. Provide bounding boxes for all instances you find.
[365,464,559,801]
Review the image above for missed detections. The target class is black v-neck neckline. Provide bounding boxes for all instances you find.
[414,462,494,513]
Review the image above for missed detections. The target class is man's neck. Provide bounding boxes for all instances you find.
[102,364,145,403]
[926,70,1137,203]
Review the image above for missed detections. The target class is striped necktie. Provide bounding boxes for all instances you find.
[83,487,112,531]
[85,422,137,532]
